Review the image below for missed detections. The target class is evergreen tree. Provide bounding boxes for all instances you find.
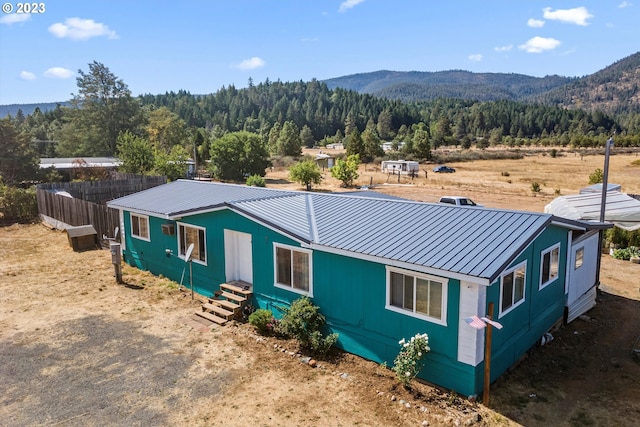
[277,121,302,156]
[361,128,384,163]
[57,61,143,156]
[300,124,315,148]
[0,118,39,184]
[413,129,431,161]
[345,129,364,158]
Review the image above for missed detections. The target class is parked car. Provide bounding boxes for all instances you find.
[433,165,456,173]
[439,196,483,207]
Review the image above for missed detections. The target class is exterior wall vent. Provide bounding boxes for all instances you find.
[161,223,175,235]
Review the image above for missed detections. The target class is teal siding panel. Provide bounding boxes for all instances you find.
[483,225,569,386]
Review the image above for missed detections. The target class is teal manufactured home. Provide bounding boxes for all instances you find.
[108,180,607,396]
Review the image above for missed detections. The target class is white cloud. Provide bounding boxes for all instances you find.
[48,17,117,40]
[20,71,36,80]
[44,67,74,79]
[0,13,31,24]
[542,7,593,26]
[234,57,265,70]
[339,0,366,13]
[494,44,513,52]
[527,18,545,28]
[618,1,632,8]
[301,37,319,43]
[468,54,483,62]
[518,36,561,53]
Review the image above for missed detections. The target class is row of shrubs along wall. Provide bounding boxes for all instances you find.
[36,174,166,245]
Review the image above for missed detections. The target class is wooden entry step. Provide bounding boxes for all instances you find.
[195,281,253,326]
[221,281,253,296]
[195,309,228,326]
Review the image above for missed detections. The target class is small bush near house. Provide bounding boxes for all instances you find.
[612,246,640,261]
[246,174,266,187]
[248,309,276,335]
[393,333,431,388]
[277,297,338,354]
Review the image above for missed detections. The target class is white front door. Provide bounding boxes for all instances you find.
[224,230,253,284]
[566,231,599,322]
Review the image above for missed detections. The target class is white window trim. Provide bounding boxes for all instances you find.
[539,243,561,290]
[499,260,527,318]
[177,222,207,266]
[273,243,313,297]
[130,213,150,242]
[385,266,448,326]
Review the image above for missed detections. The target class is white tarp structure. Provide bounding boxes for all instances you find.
[545,191,640,231]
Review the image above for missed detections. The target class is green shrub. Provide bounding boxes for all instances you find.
[0,182,38,221]
[588,168,604,185]
[393,333,431,388]
[246,174,266,187]
[605,228,640,247]
[248,309,276,335]
[277,297,338,354]
[501,171,510,177]
[531,182,541,193]
[613,246,640,260]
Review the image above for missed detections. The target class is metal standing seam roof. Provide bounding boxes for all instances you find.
[108,180,600,283]
[107,180,294,218]
[233,192,554,283]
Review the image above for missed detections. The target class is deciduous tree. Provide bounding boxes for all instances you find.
[209,131,271,181]
[289,159,322,191]
[331,154,359,187]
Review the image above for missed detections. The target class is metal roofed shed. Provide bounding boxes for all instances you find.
[544,191,640,231]
[65,225,99,252]
[579,183,622,194]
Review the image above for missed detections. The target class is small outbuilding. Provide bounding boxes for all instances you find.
[66,225,100,252]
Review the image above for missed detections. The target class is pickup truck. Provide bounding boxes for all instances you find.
[438,196,482,207]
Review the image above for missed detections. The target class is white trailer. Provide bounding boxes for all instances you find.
[381,160,420,175]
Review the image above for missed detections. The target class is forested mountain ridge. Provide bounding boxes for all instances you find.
[324,70,574,103]
[323,52,640,114]
[529,52,640,115]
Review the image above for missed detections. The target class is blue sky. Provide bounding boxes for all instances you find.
[1,1,638,104]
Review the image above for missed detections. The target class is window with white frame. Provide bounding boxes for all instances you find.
[274,244,312,295]
[500,262,526,316]
[540,244,560,289]
[178,223,206,264]
[131,213,150,241]
[386,267,447,324]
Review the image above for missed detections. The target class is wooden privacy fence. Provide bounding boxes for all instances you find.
[36,175,166,245]
[36,174,166,204]
[37,190,120,244]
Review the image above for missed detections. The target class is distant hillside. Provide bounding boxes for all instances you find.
[324,70,574,102]
[0,102,71,118]
[530,51,640,114]
[323,52,640,114]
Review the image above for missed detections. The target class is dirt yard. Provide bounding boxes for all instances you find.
[1,151,639,426]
